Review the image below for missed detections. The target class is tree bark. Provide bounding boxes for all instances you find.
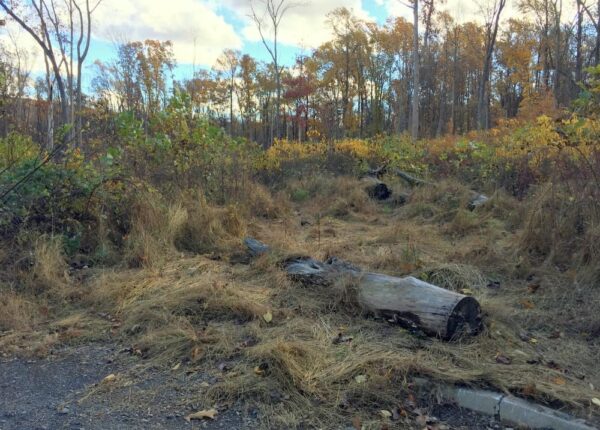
[411,0,419,142]
[477,0,506,130]
[245,238,482,340]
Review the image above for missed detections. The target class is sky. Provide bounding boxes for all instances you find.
[0,0,570,84]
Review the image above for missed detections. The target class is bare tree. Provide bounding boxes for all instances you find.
[214,49,240,136]
[477,0,506,130]
[411,0,419,141]
[250,0,298,146]
[399,0,420,141]
[0,0,101,145]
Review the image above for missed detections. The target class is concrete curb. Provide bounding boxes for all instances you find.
[414,379,598,430]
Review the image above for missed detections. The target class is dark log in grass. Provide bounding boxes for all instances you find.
[362,176,392,200]
[245,238,482,340]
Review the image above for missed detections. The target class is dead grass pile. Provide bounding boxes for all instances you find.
[408,179,474,216]
[417,263,486,292]
[125,191,247,266]
[520,182,600,284]
[88,257,269,363]
[238,182,290,220]
[174,194,246,255]
[202,306,598,428]
[477,189,524,231]
[27,236,75,299]
[286,175,377,219]
[125,192,188,267]
[0,289,39,331]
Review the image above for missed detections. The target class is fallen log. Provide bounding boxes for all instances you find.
[392,168,431,187]
[368,165,488,209]
[362,176,392,201]
[468,193,489,210]
[244,238,482,340]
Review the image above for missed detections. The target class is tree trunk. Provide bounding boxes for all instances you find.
[245,238,482,340]
[477,0,506,130]
[411,0,419,142]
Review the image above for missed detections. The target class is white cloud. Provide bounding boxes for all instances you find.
[380,0,575,26]
[94,0,242,66]
[220,0,376,50]
[379,0,518,24]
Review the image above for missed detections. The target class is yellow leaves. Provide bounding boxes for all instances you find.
[334,139,373,159]
[191,346,203,362]
[102,374,117,384]
[592,398,600,408]
[354,374,367,384]
[379,410,392,418]
[552,376,567,386]
[262,311,273,323]
[185,409,218,421]
[261,138,326,170]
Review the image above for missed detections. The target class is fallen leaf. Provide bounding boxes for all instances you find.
[199,381,210,388]
[400,263,417,273]
[521,383,536,396]
[380,410,392,418]
[102,374,117,384]
[552,376,566,385]
[185,409,218,421]
[592,398,600,407]
[254,362,269,376]
[171,362,181,371]
[191,346,203,362]
[527,283,540,294]
[460,288,473,295]
[520,299,535,309]
[354,374,367,384]
[262,311,273,323]
[495,353,512,365]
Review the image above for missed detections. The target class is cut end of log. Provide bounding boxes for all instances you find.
[446,296,482,340]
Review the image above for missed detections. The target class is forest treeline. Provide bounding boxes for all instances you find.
[2,1,600,148]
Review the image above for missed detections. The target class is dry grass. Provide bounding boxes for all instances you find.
[125,190,247,267]
[125,192,188,267]
[29,236,72,296]
[0,289,39,331]
[1,175,599,428]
